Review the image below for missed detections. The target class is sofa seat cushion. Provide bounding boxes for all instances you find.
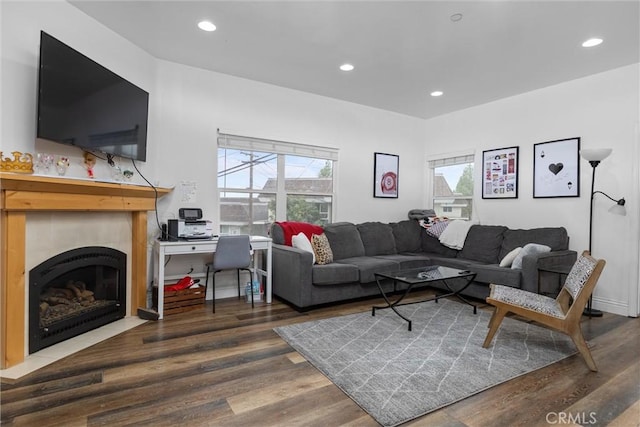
[499,227,569,260]
[312,263,360,285]
[357,222,397,256]
[424,256,522,287]
[425,255,475,271]
[374,254,431,270]
[391,220,423,253]
[458,225,508,264]
[420,233,459,257]
[468,263,522,286]
[336,256,399,283]
[323,222,366,260]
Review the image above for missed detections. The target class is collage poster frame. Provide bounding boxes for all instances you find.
[482,146,519,199]
[373,152,399,198]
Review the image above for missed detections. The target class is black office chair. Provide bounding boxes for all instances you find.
[205,235,253,312]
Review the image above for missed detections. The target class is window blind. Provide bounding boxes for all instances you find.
[428,153,475,169]
[218,131,339,161]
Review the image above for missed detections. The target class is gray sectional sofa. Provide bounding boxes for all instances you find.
[270,220,577,310]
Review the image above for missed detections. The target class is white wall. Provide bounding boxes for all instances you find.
[153,60,427,226]
[424,64,640,316]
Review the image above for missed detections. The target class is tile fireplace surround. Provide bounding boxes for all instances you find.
[0,172,171,369]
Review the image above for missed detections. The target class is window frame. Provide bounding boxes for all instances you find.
[218,132,338,232]
[426,150,476,221]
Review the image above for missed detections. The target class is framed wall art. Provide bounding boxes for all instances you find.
[482,146,519,199]
[533,137,580,198]
[373,152,399,198]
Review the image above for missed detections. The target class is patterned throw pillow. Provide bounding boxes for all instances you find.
[311,233,334,265]
[425,220,450,238]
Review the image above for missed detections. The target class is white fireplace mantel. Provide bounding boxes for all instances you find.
[0,172,171,369]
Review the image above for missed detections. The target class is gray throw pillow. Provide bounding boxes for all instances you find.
[511,243,551,269]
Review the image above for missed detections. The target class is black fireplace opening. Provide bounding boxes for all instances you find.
[29,246,127,354]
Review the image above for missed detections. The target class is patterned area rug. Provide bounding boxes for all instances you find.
[274,299,576,427]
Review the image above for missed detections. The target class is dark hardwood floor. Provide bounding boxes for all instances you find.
[2,290,639,426]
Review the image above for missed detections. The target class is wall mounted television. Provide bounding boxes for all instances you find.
[37,31,149,162]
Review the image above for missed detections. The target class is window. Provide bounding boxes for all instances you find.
[218,133,337,236]
[429,153,474,220]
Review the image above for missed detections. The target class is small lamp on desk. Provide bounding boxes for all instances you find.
[580,148,626,317]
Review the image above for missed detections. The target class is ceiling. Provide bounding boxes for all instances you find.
[69,1,639,120]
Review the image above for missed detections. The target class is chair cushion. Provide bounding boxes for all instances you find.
[564,254,597,299]
[490,284,565,318]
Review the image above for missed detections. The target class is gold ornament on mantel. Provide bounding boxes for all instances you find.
[0,151,34,173]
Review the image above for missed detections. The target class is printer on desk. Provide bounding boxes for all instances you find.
[167,208,214,240]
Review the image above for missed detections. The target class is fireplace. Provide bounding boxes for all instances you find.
[29,246,127,353]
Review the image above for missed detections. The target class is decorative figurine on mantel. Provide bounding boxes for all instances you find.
[0,151,34,173]
[83,152,97,179]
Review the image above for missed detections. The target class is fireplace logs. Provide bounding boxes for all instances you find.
[39,280,118,328]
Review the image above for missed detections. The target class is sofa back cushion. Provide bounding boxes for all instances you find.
[458,225,508,264]
[420,231,459,257]
[499,227,569,260]
[390,220,422,253]
[323,222,365,260]
[357,222,397,256]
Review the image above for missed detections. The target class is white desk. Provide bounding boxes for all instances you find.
[152,236,272,319]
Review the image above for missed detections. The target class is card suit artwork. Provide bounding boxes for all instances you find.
[549,163,564,175]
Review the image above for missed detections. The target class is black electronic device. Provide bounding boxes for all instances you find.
[167,219,179,242]
[37,31,149,161]
[179,208,203,221]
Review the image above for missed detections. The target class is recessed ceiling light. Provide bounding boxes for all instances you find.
[582,38,603,48]
[340,63,355,71]
[430,91,444,97]
[198,20,217,32]
[450,13,463,22]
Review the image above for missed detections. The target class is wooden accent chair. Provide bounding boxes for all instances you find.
[483,251,605,371]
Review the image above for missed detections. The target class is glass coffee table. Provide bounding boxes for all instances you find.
[372,266,477,331]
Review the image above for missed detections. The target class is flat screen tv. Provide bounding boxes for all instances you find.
[37,31,148,162]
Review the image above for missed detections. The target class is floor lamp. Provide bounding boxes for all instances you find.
[580,148,626,317]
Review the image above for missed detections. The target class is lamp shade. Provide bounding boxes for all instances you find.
[608,200,627,216]
[580,148,612,162]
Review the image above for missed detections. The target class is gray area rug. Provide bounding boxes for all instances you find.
[274,299,576,427]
